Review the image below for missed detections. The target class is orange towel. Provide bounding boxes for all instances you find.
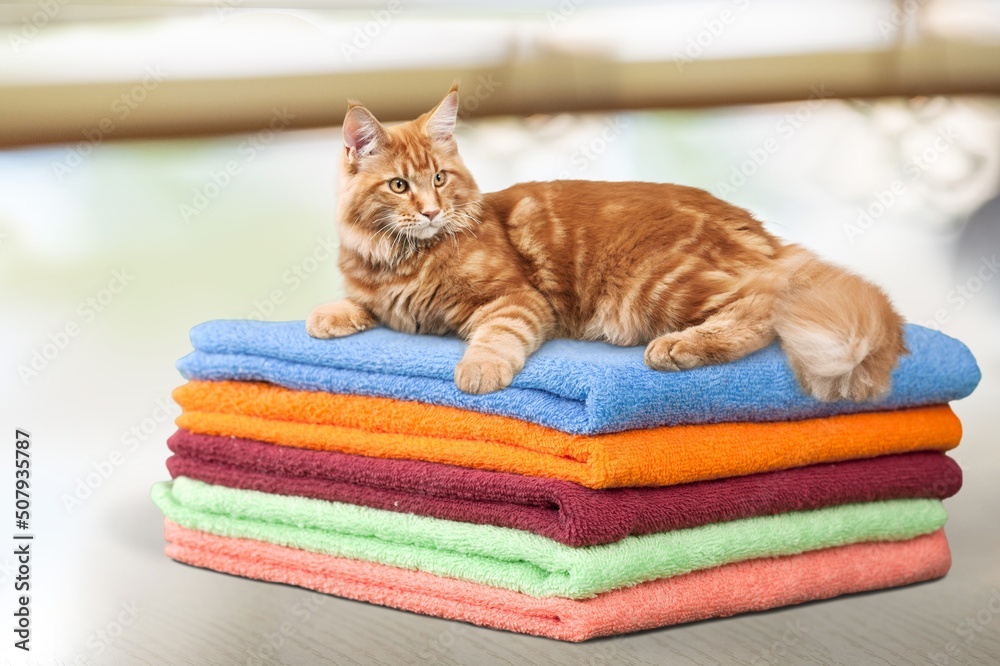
[174,381,961,489]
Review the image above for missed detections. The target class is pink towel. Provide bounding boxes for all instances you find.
[163,521,951,641]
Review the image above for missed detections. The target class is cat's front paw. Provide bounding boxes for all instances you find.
[306,301,376,339]
[454,353,516,394]
[644,333,705,371]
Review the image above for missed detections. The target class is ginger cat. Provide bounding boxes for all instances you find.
[307,86,906,401]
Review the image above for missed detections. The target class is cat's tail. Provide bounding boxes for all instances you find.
[772,245,907,402]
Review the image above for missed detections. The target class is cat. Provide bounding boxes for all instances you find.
[307,85,906,401]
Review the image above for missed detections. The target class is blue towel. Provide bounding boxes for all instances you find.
[177,320,980,435]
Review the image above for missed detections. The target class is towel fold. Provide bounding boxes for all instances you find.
[173,381,961,489]
[151,477,947,599]
[177,320,980,434]
[163,522,952,641]
[167,431,963,547]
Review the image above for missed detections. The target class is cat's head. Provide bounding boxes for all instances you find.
[338,85,482,266]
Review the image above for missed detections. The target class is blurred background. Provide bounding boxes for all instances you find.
[2,1,1000,664]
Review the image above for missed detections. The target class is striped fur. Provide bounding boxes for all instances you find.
[308,87,906,400]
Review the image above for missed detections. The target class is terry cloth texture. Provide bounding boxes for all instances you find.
[173,381,962,489]
[151,477,948,599]
[162,522,952,642]
[176,320,980,434]
[167,431,963,547]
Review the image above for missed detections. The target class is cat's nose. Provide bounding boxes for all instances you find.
[422,210,441,221]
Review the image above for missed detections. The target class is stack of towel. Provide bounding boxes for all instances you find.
[152,320,979,641]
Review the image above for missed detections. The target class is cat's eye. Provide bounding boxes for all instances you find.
[389,178,408,193]
[433,171,447,187]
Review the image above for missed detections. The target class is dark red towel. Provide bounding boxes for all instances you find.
[166,429,962,547]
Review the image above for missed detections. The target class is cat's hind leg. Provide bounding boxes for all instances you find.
[644,291,776,371]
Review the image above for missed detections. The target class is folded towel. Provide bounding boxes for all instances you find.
[163,522,952,641]
[177,320,979,434]
[167,431,963,546]
[173,381,961,489]
[151,477,947,599]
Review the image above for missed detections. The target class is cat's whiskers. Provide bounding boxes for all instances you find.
[370,216,400,252]
[450,200,483,237]
[449,210,479,240]
[367,211,428,268]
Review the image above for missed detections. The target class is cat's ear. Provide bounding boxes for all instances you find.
[424,84,459,143]
[343,102,387,161]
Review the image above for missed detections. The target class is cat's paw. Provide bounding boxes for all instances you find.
[306,301,376,339]
[643,333,705,371]
[454,353,516,394]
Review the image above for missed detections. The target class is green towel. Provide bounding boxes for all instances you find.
[152,477,948,599]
